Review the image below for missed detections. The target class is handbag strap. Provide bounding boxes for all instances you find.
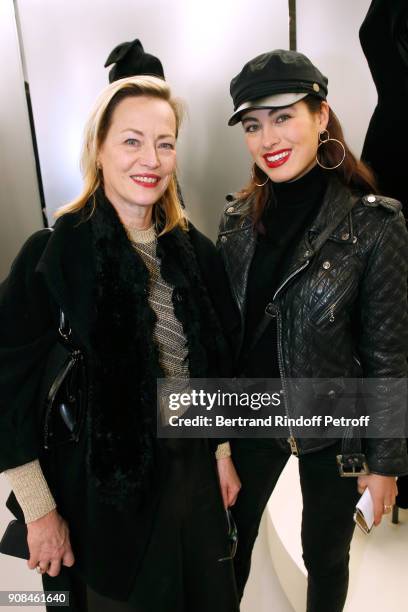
[239,195,359,373]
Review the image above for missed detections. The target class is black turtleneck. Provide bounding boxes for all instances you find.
[239,164,327,377]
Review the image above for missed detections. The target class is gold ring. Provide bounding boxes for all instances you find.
[383,504,393,513]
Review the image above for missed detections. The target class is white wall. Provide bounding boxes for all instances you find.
[297,0,377,157]
[0,0,43,282]
[15,0,289,238]
[0,0,378,277]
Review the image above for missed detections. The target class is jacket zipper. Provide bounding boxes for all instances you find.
[352,353,362,370]
[274,306,298,456]
[313,282,355,326]
[218,226,251,237]
[272,258,311,456]
[273,260,311,302]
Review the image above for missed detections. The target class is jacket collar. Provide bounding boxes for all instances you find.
[35,195,196,350]
[307,175,357,244]
[226,175,359,308]
[274,176,359,299]
[225,175,357,242]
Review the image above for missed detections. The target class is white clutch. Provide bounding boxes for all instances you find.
[354,488,374,534]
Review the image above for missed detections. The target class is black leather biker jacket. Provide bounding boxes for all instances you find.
[217,175,408,476]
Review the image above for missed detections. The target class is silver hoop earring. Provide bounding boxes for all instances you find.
[316,129,346,170]
[251,166,269,187]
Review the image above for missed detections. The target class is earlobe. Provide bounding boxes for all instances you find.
[319,102,330,131]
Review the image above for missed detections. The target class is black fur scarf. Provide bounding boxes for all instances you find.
[87,188,225,506]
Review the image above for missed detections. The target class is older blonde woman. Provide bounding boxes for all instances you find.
[0,76,239,612]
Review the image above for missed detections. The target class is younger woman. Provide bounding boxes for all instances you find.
[217,49,408,612]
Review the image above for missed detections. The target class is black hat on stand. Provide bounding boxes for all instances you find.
[105,38,165,83]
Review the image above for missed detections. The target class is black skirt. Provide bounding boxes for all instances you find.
[42,439,239,612]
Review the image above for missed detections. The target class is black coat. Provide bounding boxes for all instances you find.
[0,192,237,598]
[217,176,408,475]
[360,0,408,213]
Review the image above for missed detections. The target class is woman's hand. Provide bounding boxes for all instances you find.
[357,473,397,526]
[26,509,75,577]
[216,457,242,509]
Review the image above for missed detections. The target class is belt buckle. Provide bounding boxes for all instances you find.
[336,453,370,477]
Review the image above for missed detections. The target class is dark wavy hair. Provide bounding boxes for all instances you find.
[237,95,378,226]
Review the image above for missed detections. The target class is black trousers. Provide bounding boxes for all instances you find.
[231,439,359,612]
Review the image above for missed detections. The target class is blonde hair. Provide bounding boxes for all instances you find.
[55,75,187,234]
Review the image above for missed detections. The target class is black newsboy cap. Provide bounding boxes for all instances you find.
[229,49,328,125]
[105,38,165,83]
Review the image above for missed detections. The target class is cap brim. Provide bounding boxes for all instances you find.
[228,92,308,126]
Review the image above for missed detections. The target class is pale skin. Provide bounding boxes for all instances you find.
[217,457,242,509]
[27,94,178,575]
[217,99,398,519]
[27,510,74,576]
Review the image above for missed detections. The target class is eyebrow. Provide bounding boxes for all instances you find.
[120,128,175,139]
[241,106,293,124]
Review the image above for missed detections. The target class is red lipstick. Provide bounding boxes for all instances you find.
[263,149,291,168]
[130,173,161,189]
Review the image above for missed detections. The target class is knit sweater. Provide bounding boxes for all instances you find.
[127,225,230,459]
[128,225,190,380]
[4,224,229,523]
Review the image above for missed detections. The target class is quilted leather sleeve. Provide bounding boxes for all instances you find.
[357,211,408,475]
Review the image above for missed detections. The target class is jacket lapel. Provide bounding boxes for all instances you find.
[273,176,358,299]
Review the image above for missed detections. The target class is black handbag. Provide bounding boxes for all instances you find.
[0,520,29,560]
[0,312,87,561]
[42,309,87,449]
